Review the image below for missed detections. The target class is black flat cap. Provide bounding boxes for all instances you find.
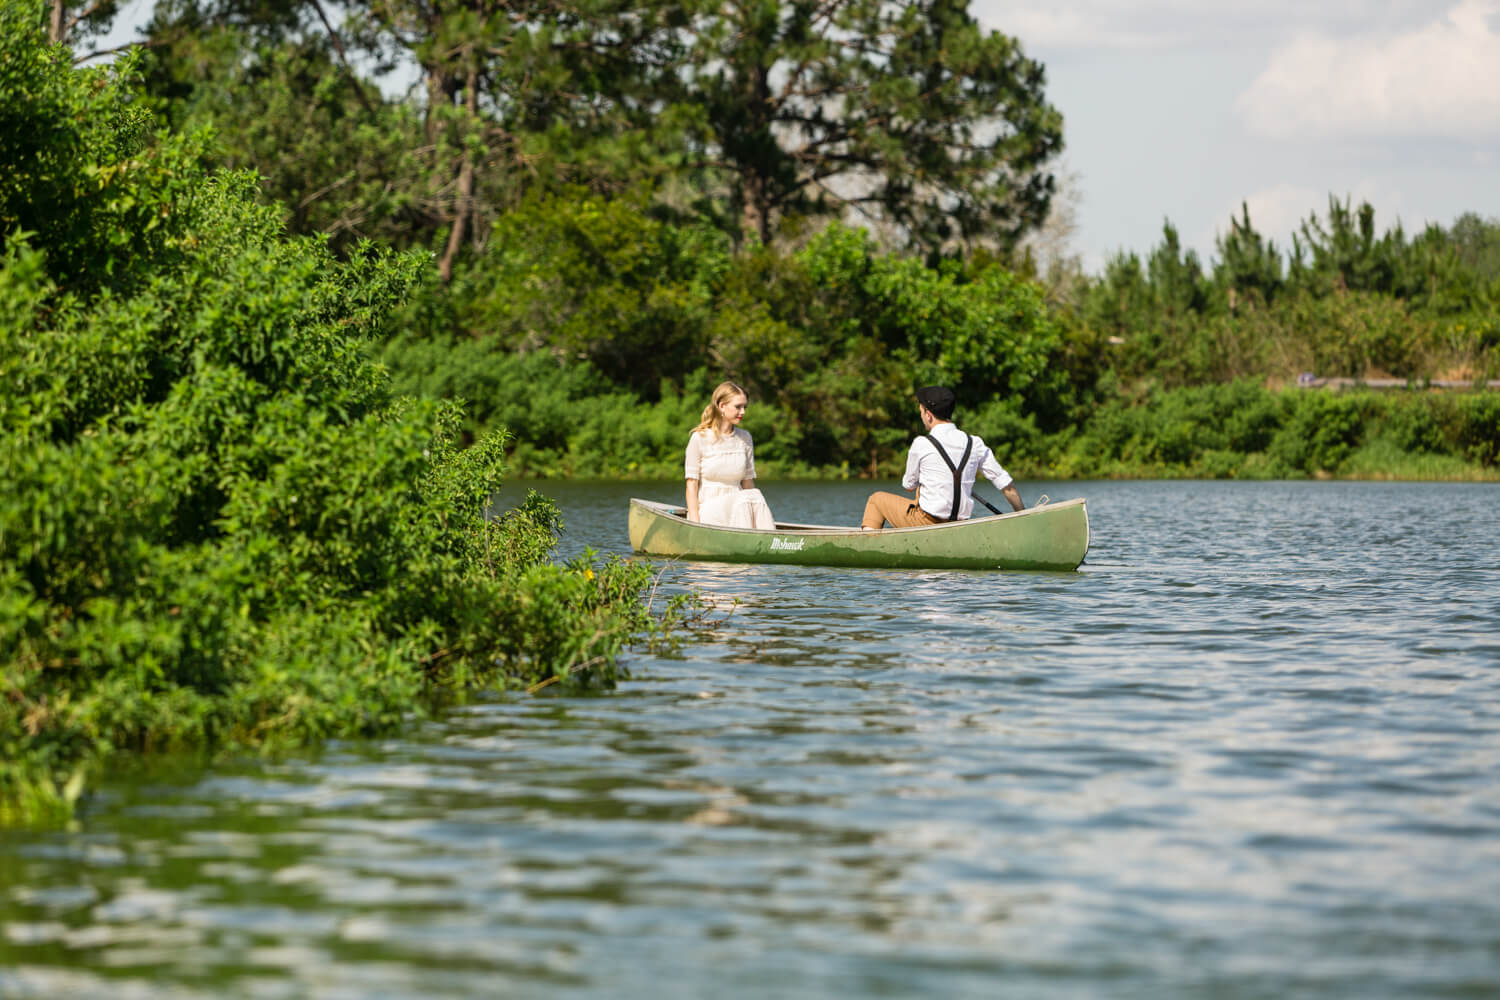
[916,385,956,419]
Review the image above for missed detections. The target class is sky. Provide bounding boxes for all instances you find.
[971,0,1500,272]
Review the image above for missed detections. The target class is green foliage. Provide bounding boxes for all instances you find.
[673,0,1063,250]
[1215,202,1284,305]
[139,0,697,279]
[140,22,429,254]
[1048,381,1500,480]
[373,188,1497,484]
[1453,393,1500,467]
[1280,290,1432,378]
[1072,202,1497,387]
[1447,212,1500,284]
[457,191,732,395]
[137,0,1063,266]
[1,13,192,298]
[378,215,1064,477]
[1288,197,1400,296]
[706,224,1061,468]
[1267,392,1371,475]
[1,8,679,828]
[108,0,1496,492]
[380,336,708,476]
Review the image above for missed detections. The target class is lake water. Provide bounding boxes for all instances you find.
[3,480,1499,999]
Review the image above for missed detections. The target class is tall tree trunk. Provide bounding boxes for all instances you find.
[741,64,773,244]
[438,63,479,285]
[424,69,449,144]
[49,0,66,43]
[741,171,769,245]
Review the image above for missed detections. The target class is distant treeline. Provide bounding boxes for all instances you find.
[55,0,1500,482]
[1076,203,1500,390]
[374,197,1500,479]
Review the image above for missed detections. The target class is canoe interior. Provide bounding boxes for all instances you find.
[646,507,882,534]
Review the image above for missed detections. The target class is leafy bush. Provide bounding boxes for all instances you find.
[1280,291,1431,378]
[382,218,1067,477]
[1037,381,1498,480]
[1268,392,1371,474]
[1454,393,1500,467]
[0,7,680,827]
[1052,380,1280,475]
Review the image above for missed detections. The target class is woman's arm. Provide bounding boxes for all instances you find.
[741,431,757,491]
[684,432,702,520]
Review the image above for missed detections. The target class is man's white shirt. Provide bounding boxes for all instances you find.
[901,422,1013,520]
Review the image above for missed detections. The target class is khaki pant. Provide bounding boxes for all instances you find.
[861,491,941,530]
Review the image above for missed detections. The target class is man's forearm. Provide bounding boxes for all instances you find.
[1002,484,1023,511]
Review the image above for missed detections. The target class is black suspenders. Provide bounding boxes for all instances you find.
[923,433,973,521]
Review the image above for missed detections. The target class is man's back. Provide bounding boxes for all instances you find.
[905,423,1013,520]
[860,386,1023,531]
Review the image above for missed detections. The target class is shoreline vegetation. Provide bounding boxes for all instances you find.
[6,1,1497,825]
[398,372,1500,484]
[1,10,694,828]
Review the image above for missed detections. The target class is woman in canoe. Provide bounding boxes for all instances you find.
[684,381,776,529]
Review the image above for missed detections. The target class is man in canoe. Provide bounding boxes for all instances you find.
[860,385,1024,529]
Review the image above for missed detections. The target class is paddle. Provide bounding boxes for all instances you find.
[973,493,1003,516]
[975,490,1048,515]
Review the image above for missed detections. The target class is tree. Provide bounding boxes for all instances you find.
[46,0,121,48]
[1215,202,1283,307]
[1288,196,1406,297]
[673,0,1063,253]
[138,0,686,278]
[1147,221,1205,317]
[137,16,430,255]
[1445,212,1500,284]
[340,0,693,280]
[1013,160,1085,303]
[134,0,1064,271]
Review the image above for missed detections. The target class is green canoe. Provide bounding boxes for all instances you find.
[627,497,1089,571]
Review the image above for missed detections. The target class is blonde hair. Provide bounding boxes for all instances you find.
[694,381,748,439]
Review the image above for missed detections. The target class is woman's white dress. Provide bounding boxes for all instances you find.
[684,428,776,530]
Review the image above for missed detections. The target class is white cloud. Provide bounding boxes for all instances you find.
[1236,0,1500,142]
[971,1,1442,51]
[989,6,1186,49]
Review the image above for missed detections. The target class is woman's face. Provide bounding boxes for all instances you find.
[719,393,748,426]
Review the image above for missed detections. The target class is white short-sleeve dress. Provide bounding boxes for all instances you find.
[684,427,776,530]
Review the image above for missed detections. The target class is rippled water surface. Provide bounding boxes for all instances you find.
[4,480,1499,999]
